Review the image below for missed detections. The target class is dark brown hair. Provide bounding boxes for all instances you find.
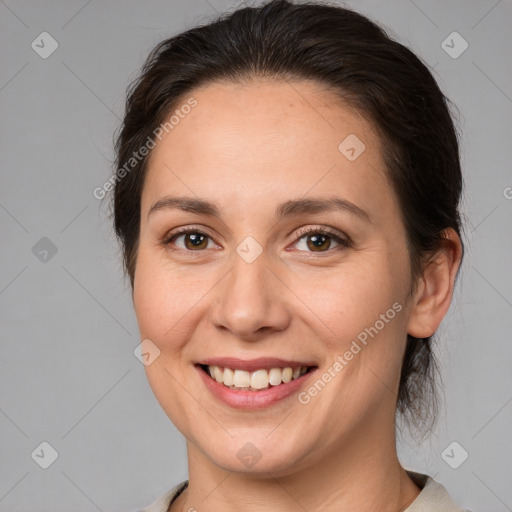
[112,0,464,434]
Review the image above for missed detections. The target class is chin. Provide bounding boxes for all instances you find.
[194,430,313,476]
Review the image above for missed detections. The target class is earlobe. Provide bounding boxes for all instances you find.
[406,228,463,339]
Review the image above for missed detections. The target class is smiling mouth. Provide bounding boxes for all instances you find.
[198,364,316,391]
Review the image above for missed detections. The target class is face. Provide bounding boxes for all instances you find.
[133,79,415,475]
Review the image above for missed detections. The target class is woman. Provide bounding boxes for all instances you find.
[112,1,465,510]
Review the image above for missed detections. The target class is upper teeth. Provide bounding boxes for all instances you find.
[207,365,309,390]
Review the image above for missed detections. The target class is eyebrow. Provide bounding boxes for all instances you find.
[147,196,371,223]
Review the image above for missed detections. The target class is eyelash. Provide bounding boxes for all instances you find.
[293,226,351,253]
[162,225,351,256]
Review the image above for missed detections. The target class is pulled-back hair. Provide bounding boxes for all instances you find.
[112,0,464,435]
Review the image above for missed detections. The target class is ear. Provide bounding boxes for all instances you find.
[407,228,463,338]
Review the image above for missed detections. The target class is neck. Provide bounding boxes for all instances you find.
[171,419,421,512]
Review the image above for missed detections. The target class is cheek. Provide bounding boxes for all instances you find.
[301,261,404,345]
[301,257,409,404]
[133,247,179,344]
[132,250,198,428]
[132,245,212,356]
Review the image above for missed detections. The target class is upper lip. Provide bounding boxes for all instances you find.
[197,357,317,372]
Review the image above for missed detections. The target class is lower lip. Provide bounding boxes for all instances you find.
[196,365,316,409]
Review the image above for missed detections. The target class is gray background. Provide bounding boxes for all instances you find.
[1,1,511,511]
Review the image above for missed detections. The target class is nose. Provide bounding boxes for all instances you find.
[210,250,292,341]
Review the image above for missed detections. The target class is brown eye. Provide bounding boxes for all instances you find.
[166,229,214,251]
[305,233,335,252]
[183,232,209,250]
[293,227,349,254]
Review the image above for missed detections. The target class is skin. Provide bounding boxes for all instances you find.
[132,79,463,512]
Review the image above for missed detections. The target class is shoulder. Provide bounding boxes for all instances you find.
[137,480,189,512]
[405,471,470,512]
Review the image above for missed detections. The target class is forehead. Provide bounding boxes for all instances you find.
[142,79,396,222]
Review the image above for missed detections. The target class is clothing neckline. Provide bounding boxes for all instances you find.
[142,470,462,512]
